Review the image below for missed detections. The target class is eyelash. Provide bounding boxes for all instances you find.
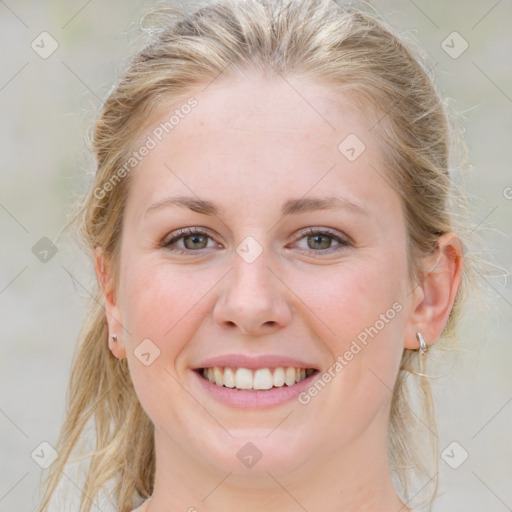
[161,227,350,257]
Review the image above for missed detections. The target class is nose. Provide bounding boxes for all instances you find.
[213,249,292,336]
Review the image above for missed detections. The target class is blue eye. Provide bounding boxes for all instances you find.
[161,227,350,255]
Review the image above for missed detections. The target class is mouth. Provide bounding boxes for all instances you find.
[194,366,320,392]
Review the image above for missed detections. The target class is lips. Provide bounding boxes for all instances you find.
[192,363,322,408]
[192,354,320,371]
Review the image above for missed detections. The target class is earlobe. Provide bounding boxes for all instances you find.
[404,233,463,351]
[108,333,127,360]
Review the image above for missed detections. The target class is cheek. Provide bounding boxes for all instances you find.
[119,258,218,358]
[119,260,210,423]
[293,252,408,392]
[302,256,405,340]
[279,256,408,454]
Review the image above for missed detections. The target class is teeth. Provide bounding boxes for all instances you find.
[285,367,296,386]
[235,368,254,389]
[223,367,236,388]
[273,367,285,387]
[253,368,273,390]
[201,366,315,390]
[214,366,223,386]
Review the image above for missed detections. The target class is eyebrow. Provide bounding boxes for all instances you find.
[144,195,370,218]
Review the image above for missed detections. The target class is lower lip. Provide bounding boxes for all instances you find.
[191,369,320,409]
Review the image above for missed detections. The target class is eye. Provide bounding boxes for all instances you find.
[161,226,350,256]
[291,227,350,255]
[162,227,218,254]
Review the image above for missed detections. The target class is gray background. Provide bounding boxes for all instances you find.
[0,1,511,511]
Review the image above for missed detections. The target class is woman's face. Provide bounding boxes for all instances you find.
[104,73,423,482]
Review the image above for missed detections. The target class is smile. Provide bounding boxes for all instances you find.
[197,366,318,391]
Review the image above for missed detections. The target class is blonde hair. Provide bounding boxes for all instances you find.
[40,0,482,510]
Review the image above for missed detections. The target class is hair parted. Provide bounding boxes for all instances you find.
[40,1,481,510]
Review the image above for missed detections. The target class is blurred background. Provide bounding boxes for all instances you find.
[0,1,511,511]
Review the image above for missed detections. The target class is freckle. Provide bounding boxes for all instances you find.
[200,121,204,126]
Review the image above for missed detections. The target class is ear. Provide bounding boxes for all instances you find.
[94,246,126,360]
[404,233,464,350]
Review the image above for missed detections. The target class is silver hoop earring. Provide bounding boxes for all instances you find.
[416,331,428,354]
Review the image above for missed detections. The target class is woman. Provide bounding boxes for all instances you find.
[40,0,476,510]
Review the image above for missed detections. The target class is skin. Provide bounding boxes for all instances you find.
[95,70,463,512]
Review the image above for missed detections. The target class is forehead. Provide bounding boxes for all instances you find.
[124,74,398,224]
[173,73,370,143]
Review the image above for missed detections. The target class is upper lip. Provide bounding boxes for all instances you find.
[193,355,320,371]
